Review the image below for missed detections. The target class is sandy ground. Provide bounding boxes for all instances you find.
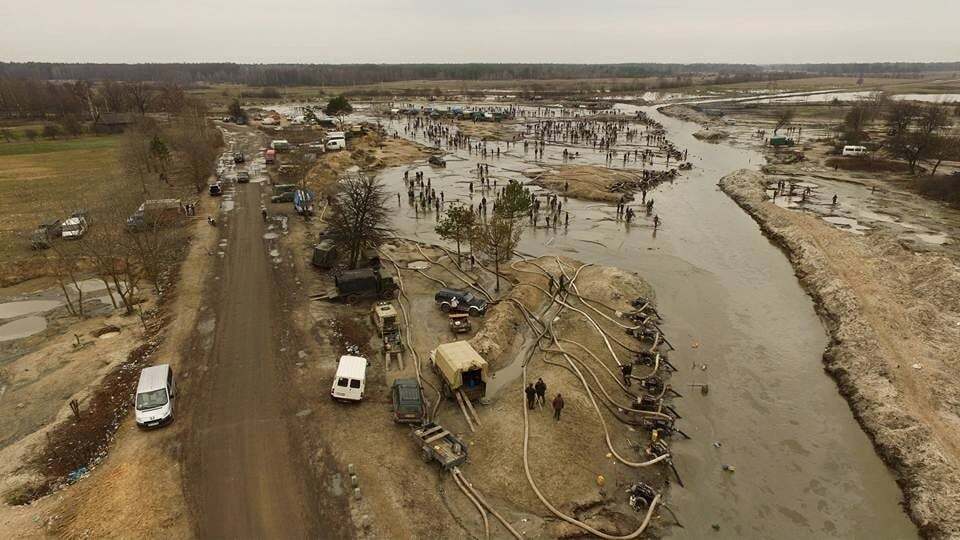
[279,183,676,538]
[525,165,644,203]
[721,169,960,538]
[304,131,432,195]
[0,191,219,537]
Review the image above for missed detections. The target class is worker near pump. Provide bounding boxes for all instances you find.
[525,383,537,410]
[621,363,633,386]
[534,378,547,407]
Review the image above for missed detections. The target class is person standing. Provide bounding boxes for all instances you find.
[620,363,633,386]
[534,378,547,407]
[525,383,537,410]
[552,393,565,421]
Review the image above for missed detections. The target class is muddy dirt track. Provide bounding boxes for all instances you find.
[182,176,321,537]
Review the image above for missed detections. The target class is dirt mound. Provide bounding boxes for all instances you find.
[692,129,730,142]
[721,169,960,538]
[304,133,429,195]
[525,165,642,203]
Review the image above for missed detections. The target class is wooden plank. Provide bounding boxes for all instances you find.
[460,389,482,427]
[424,430,451,444]
[420,424,443,437]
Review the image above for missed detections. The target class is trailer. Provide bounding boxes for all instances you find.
[430,341,488,401]
[413,422,468,470]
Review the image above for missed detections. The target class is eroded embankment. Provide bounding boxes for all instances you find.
[720,169,960,538]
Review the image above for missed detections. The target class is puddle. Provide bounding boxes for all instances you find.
[0,316,47,341]
[823,216,871,234]
[0,300,62,319]
[858,210,899,224]
[912,232,950,245]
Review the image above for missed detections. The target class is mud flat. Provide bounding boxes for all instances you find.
[720,169,960,538]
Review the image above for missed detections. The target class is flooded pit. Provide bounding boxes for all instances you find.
[361,100,917,537]
[0,300,62,319]
[0,316,47,341]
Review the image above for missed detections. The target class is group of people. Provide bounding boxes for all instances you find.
[525,377,566,421]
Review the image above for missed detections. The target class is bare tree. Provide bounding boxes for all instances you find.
[157,83,187,114]
[472,212,522,292]
[887,104,949,174]
[118,119,163,194]
[99,80,128,112]
[326,173,392,268]
[885,101,920,138]
[125,82,154,115]
[773,108,795,135]
[167,100,221,192]
[927,134,960,176]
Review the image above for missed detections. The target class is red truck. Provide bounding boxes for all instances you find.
[265,148,276,164]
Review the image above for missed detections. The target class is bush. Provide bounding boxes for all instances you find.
[915,174,960,206]
[824,156,912,173]
[42,124,61,139]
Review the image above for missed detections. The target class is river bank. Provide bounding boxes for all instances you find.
[720,169,960,538]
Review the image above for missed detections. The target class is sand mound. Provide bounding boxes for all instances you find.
[525,165,642,202]
[693,129,729,142]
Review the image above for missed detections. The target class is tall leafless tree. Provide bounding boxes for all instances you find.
[326,173,392,268]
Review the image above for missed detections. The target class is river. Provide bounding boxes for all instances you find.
[353,101,917,538]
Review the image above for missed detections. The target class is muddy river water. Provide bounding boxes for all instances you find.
[347,102,919,537]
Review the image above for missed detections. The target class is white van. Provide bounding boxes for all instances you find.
[330,355,367,402]
[325,138,346,151]
[135,364,176,428]
[842,145,868,157]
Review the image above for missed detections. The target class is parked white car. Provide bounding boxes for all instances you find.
[842,145,868,157]
[330,355,367,402]
[61,215,88,239]
[135,364,176,428]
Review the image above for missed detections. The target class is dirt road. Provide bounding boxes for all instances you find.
[184,177,321,537]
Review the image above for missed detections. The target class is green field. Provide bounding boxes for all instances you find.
[0,136,120,157]
[0,135,121,267]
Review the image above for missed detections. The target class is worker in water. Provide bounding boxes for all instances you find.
[832,194,838,206]
[653,215,660,230]
[552,393,565,421]
[525,383,537,410]
[261,206,267,222]
[534,378,547,407]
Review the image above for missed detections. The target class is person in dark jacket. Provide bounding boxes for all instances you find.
[534,378,547,407]
[552,393,565,421]
[525,383,537,410]
[621,363,633,386]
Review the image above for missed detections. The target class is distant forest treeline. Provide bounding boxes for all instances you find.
[1,62,958,86]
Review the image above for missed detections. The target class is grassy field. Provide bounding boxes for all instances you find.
[0,135,121,266]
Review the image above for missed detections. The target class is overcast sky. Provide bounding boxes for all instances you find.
[2,0,957,64]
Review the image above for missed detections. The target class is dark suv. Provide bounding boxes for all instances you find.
[390,378,425,424]
[435,288,487,316]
